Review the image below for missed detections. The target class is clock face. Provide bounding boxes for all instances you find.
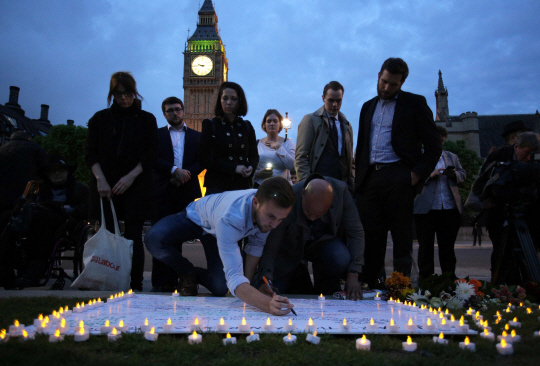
[192,55,213,76]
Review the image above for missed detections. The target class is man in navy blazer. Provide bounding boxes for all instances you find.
[151,96,203,293]
[354,58,441,289]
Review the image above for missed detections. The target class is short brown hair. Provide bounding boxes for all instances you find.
[323,81,344,97]
[261,109,284,133]
[107,71,143,107]
[255,176,295,209]
[162,97,184,113]
[380,58,409,82]
[436,126,448,139]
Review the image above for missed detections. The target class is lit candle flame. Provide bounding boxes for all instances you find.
[241,318,246,326]
[226,333,231,339]
[114,294,117,299]
[266,318,271,326]
[459,318,464,326]
[38,314,43,321]
[59,308,63,314]
[112,328,117,335]
[145,318,149,326]
[308,318,313,326]
[44,316,49,323]
[52,310,57,317]
[150,327,155,334]
[192,331,198,339]
[76,303,80,309]
[413,302,416,307]
[451,315,455,322]
[79,327,85,335]
[98,298,101,302]
[79,320,84,328]
[361,334,366,343]
[344,318,348,326]
[93,300,96,305]
[320,294,323,297]
[313,331,318,337]
[220,318,224,326]
[288,333,292,340]
[484,328,489,336]
[61,319,65,327]
[464,337,470,345]
[376,292,379,298]
[508,303,511,307]
[513,317,518,322]
[88,301,92,306]
[128,289,132,294]
[438,307,442,312]
[119,320,124,327]
[496,311,500,317]
[505,324,509,331]
[511,330,516,338]
[0,334,4,340]
[439,332,444,339]
[22,330,28,338]
[502,330,507,337]
[166,318,171,326]
[64,306,68,311]
[53,329,60,337]
[288,318,292,326]
[41,320,47,328]
[427,318,432,326]
[105,320,110,327]
[501,339,507,348]
[407,336,412,345]
[110,295,113,300]
[389,297,393,301]
[475,312,480,320]
[174,290,178,294]
[408,319,413,326]
[445,309,449,315]
[527,308,532,314]
[441,318,446,325]
[370,318,374,325]
[439,312,444,319]
[390,318,395,326]
[81,302,85,308]
[250,331,254,335]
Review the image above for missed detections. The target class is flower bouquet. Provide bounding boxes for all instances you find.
[384,272,413,302]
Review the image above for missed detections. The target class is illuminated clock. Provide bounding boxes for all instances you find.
[191,55,213,76]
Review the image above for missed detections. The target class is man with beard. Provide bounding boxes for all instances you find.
[145,176,296,315]
[150,97,203,293]
[355,58,441,289]
[295,81,354,189]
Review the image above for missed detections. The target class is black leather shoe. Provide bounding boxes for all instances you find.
[179,273,198,296]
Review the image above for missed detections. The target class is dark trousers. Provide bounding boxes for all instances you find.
[356,163,416,288]
[151,185,194,288]
[415,208,461,279]
[144,210,228,296]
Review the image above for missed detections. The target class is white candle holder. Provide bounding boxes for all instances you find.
[246,333,260,343]
[339,323,351,332]
[163,322,175,333]
[172,290,180,297]
[534,331,540,337]
[306,332,320,345]
[456,324,469,332]
[402,337,417,352]
[283,333,297,345]
[459,339,476,351]
[304,321,317,333]
[432,334,448,345]
[318,294,325,301]
[222,334,237,345]
[366,319,378,332]
[356,336,371,351]
[74,325,89,334]
[190,319,204,332]
[404,321,416,332]
[49,332,64,343]
[387,299,395,305]
[188,332,202,344]
[480,330,495,341]
[0,334,9,343]
[386,323,399,333]
[374,293,381,301]
[283,320,297,333]
[215,320,229,333]
[140,322,154,333]
[508,320,521,328]
[33,317,44,327]
[74,330,89,342]
[9,323,25,334]
[20,331,35,341]
[101,324,113,334]
[496,341,513,355]
[144,329,158,342]
[107,330,122,342]
[36,322,50,334]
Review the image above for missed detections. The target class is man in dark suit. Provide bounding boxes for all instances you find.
[150,96,203,293]
[355,58,442,289]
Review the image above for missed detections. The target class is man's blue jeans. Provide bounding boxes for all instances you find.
[145,211,228,296]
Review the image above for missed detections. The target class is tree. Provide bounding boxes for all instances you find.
[442,139,483,202]
[34,125,91,184]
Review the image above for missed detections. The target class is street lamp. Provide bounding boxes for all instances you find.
[283,112,292,142]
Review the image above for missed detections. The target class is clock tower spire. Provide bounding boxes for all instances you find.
[183,0,228,131]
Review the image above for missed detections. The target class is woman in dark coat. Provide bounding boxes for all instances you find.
[199,82,258,195]
[84,71,158,291]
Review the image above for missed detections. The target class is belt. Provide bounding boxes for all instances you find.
[371,162,400,170]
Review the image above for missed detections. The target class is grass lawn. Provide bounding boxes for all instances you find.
[0,296,538,366]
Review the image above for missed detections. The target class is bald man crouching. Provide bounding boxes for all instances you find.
[258,174,365,300]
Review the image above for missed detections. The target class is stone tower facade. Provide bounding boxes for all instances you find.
[183,0,228,132]
[435,70,449,125]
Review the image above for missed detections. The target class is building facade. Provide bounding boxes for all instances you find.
[183,0,228,132]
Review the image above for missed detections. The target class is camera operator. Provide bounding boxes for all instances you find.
[482,132,540,284]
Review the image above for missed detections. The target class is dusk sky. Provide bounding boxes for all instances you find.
[1,0,539,147]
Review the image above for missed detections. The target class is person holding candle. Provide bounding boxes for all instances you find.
[84,71,158,292]
[145,176,296,315]
[198,82,258,195]
[258,174,365,299]
[253,109,296,187]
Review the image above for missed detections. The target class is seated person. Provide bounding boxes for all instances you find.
[258,174,365,300]
[0,155,89,288]
[145,176,296,315]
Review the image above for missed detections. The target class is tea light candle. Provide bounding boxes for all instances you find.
[534,330,540,337]
[283,333,297,345]
[424,318,437,331]
[95,298,104,307]
[366,318,378,331]
[48,329,63,343]
[393,299,403,307]
[108,328,121,342]
[73,303,83,313]
[85,300,94,310]
[433,332,448,345]
[526,308,532,314]
[63,306,72,317]
[355,334,371,351]
[474,312,483,322]
[386,318,399,333]
[36,320,51,334]
[216,318,229,333]
[283,318,297,333]
[318,294,325,301]
[246,331,260,343]
[480,328,494,341]
[402,336,417,352]
[509,330,521,343]
[222,333,237,345]
[448,315,457,327]
[387,297,395,305]
[338,318,351,332]
[497,331,511,343]
[125,289,134,298]
[508,317,521,328]
[107,295,115,303]
[496,339,513,355]
[189,317,203,332]
[304,318,317,333]
[0,331,9,343]
[140,318,153,333]
[493,311,501,319]
[456,317,469,332]
[172,290,180,297]
[438,317,451,331]
[306,331,320,345]
[74,327,89,342]
[75,321,89,334]
[20,329,35,341]
[459,336,475,351]
[101,320,113,334]
[404,318,416,332]
[144,327,158,342]
[262,318,275,332]
[188,331,202,344]
[374,292,381,301]
[33,314,44,327]
[163,318,175,333]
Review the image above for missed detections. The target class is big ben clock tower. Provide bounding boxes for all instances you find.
[183,0,228,131]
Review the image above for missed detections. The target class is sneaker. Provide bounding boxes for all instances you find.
[179,272,198,296]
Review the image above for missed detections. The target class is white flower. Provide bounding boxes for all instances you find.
[425,290,431,297]
[446,296,465,309]
[455,282,475,300]
[408,291,428,304]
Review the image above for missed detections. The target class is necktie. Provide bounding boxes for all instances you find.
[329,116,339,149]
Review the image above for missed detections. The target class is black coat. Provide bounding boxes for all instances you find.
[84,99,158,220]
[355,91,442,190]
[0,139,48,210]
[152,126,203,210]
[37,177,90,220]
[199,116,259,192]
[479,144,514,174]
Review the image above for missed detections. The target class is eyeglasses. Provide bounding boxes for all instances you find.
[166,107,183,115]
[113,91,134,98]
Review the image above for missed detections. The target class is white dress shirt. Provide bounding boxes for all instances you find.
[168,123,186,174]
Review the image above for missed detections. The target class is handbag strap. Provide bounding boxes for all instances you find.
[99,198,122,235]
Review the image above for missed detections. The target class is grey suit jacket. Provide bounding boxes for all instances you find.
[413,150,466,214]
[295,106,354,188]
[259,177,364,282]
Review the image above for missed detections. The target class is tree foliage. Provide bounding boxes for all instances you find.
[443,139,483,201]
[34,125,91,184]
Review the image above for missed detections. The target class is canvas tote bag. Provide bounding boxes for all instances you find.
[71,198,133,291]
